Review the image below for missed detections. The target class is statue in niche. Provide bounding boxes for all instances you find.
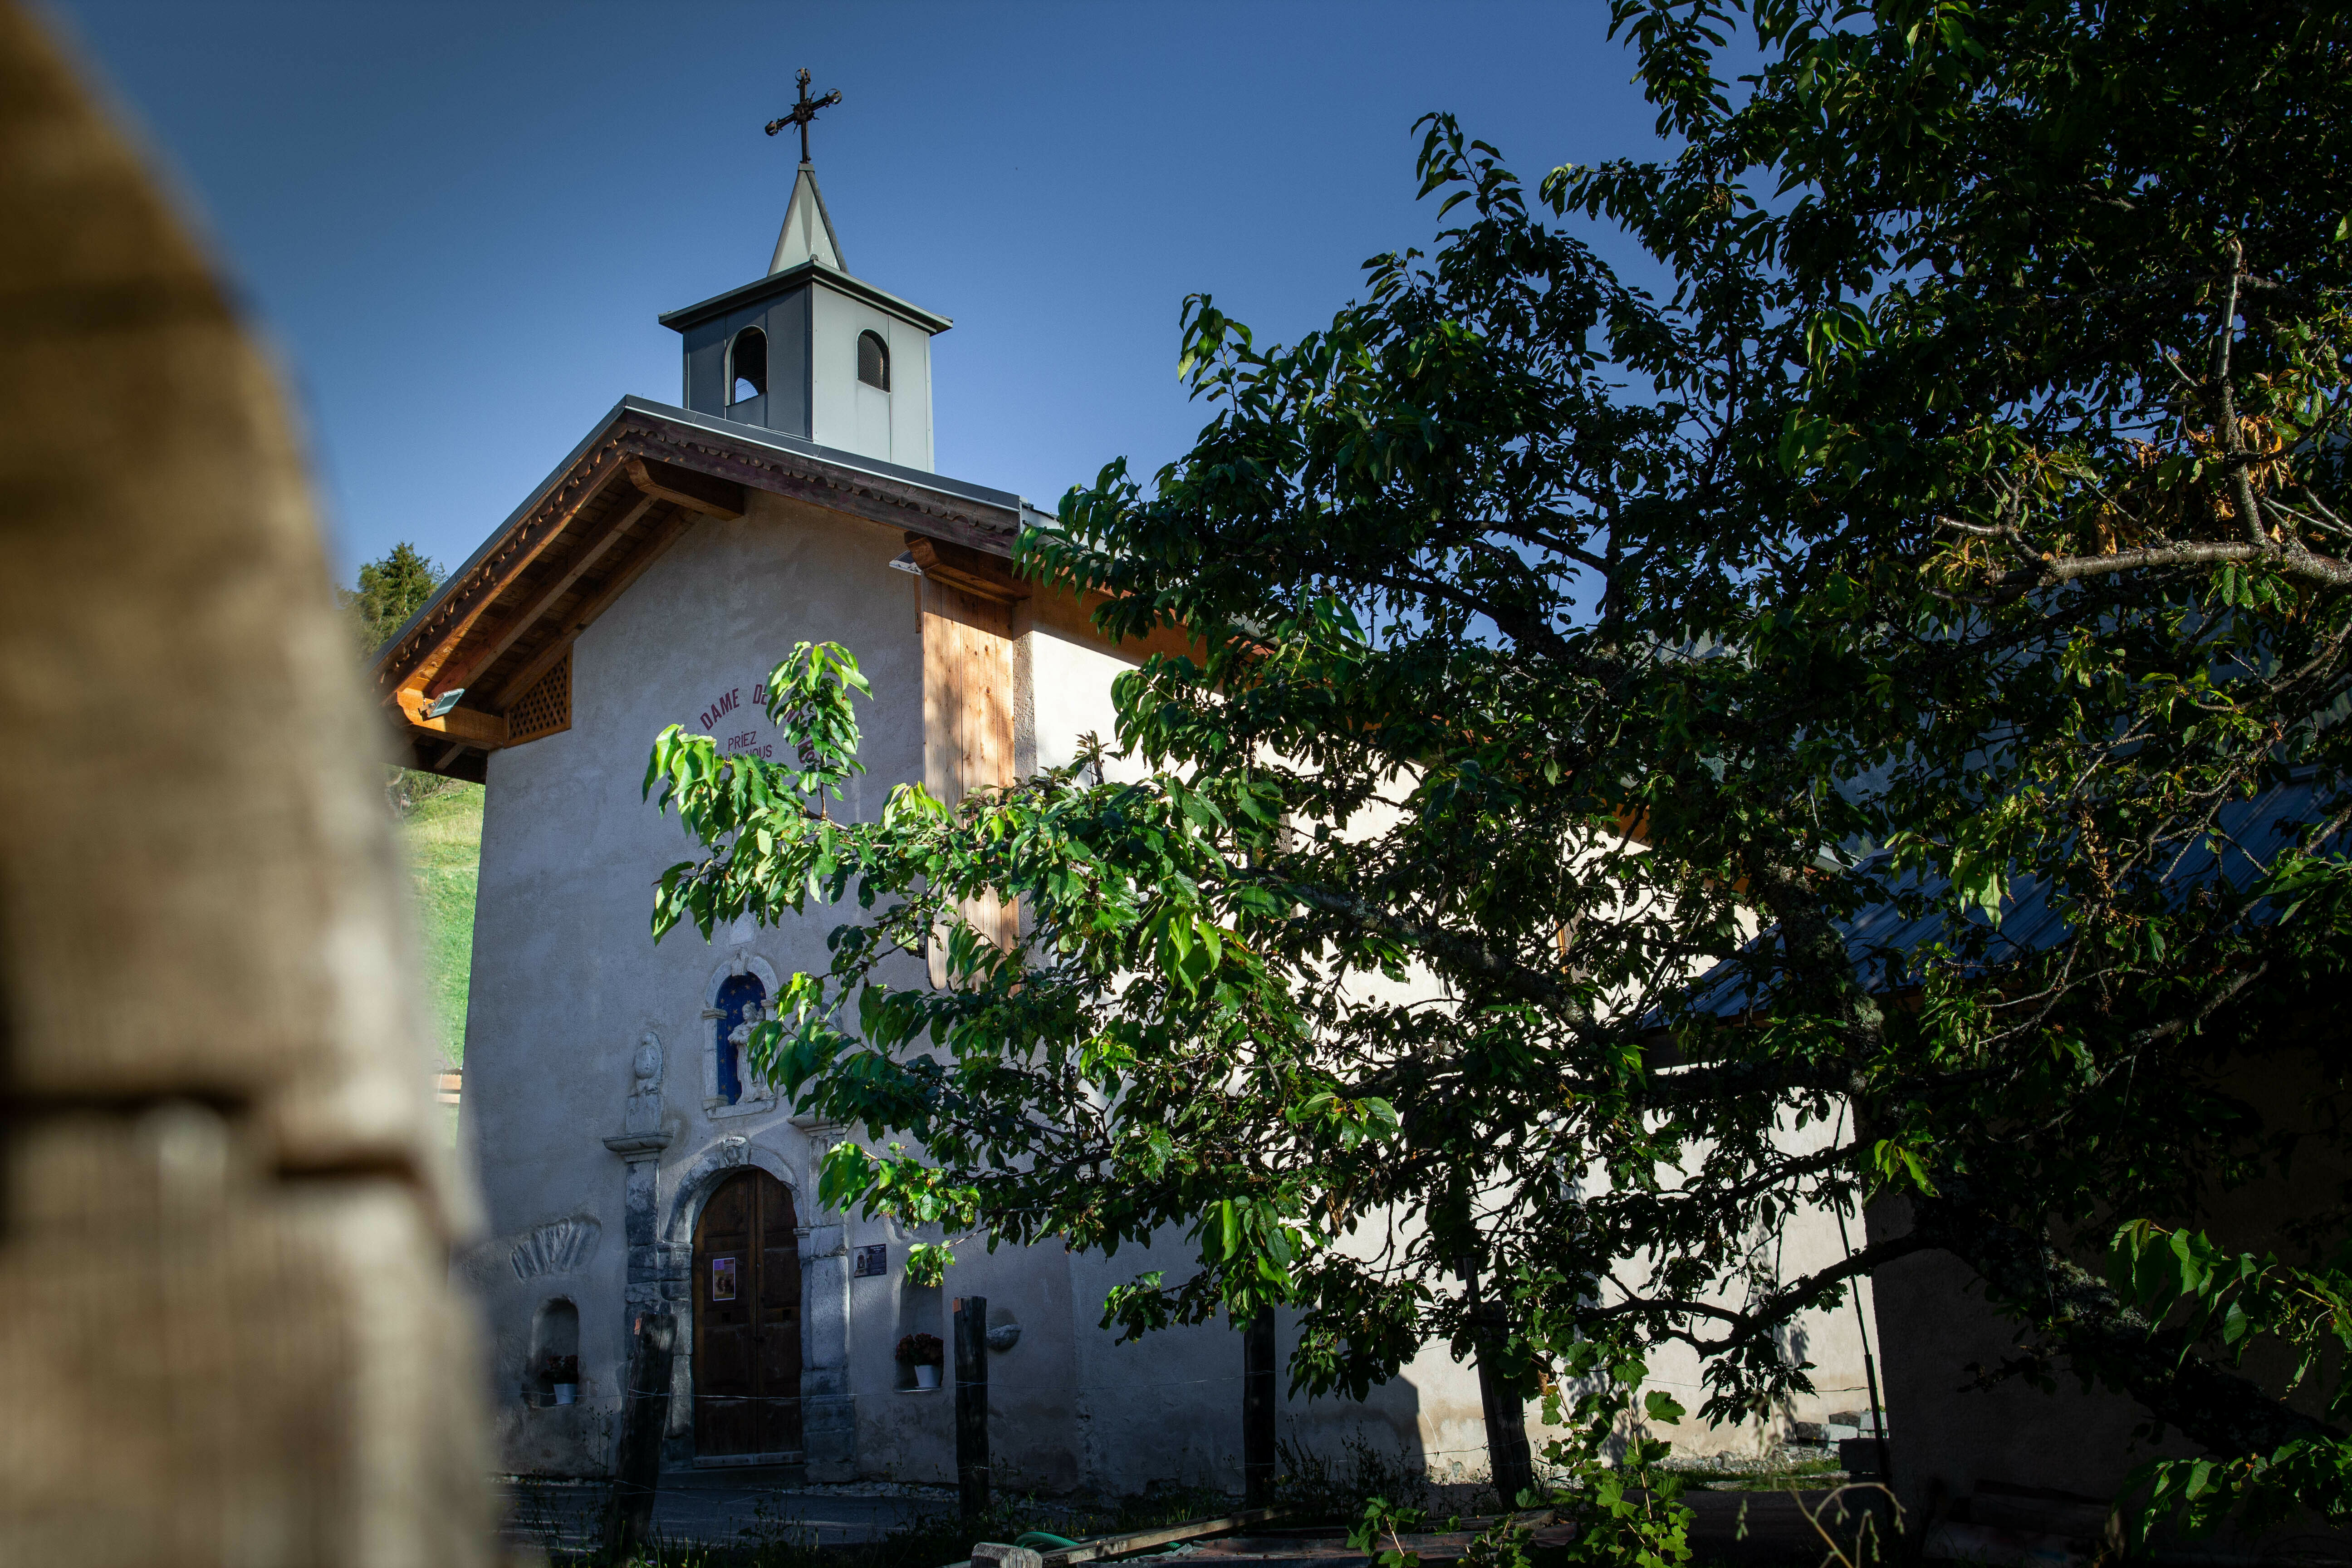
[727,1005,773,1099]
[622,1031,664,1135]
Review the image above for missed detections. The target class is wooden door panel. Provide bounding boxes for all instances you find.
[693,1167,804,1458]
[757,1181,803,1453]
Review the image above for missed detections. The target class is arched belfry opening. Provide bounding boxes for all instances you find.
[661,153,946,466]
[728,327,768,408]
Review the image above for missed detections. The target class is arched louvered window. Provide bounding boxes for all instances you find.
[857,329,889,392]
[730,327,768,403]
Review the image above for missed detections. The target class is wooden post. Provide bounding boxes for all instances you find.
[601,1310,677,1563]
[1243,1308,1277,1507]
[0,7,495,1560]
[955,1295,991,1517]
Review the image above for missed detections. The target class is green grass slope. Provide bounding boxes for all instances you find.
[401,780,483,1065]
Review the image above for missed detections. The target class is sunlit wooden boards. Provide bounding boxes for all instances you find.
[921,575,1020,980]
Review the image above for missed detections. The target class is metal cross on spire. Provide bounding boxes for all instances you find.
[764,69,842,165]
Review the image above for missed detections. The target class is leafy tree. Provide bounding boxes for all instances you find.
[344,541,458,812]
[342,540,443,656]
[647,0,2352,1534]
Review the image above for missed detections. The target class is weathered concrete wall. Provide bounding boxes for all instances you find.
[462,489,927,1477]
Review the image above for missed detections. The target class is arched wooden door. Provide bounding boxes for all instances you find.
[691,1167,804,1457]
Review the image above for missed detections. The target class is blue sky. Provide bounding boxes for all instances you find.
[38,1,1670,584]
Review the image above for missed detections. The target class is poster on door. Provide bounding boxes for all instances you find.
[711,1256,738,1301]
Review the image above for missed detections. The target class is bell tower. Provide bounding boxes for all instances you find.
[658,71,949,471]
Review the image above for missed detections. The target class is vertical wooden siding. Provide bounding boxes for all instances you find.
[921,577,1019,981]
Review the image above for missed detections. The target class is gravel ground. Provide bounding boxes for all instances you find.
[500,1470,961,1556]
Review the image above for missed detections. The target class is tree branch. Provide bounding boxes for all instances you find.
[1997,539,2352,591]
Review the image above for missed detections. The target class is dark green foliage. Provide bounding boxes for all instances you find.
[343,539,463,816]
[341,539,443,655]
[646,0,2352,1541]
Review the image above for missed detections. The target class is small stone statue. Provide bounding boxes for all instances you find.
[729,1004,774,1097]
[621,1031,664,1134]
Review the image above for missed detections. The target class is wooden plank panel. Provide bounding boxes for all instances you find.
[922,579,1018,980]
[921,579,1014,806]
[1041,1509,1285,1567]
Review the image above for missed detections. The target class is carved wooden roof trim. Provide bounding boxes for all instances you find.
[371,432,630,699]
[607,409,1018,557]
[368,400,1029,778]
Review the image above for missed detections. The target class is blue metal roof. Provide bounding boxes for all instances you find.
[1675,772,2345,1019]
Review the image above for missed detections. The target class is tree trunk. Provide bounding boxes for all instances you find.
[1464,1265,1535,1507]
[602,1311,677,1562]
[955,1295,990,1517]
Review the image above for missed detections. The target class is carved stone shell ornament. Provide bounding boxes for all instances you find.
[508,1217,603,1281]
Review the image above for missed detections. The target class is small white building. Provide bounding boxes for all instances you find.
[372,148,1876,1490]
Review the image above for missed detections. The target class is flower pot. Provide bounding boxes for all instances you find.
[553,1383,578,1406]
[913,1364,939,1391]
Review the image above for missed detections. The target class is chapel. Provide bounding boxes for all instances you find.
[369,94,1879,1489]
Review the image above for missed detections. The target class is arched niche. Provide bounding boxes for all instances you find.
[700,953,779,1113]
[525,1297,580,1404]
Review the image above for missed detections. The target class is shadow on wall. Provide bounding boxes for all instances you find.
[1274,1387,1443,1521]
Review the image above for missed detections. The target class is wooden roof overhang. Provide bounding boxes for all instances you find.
[369,397,1026,781]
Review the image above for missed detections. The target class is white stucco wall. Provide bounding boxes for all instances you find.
[452,490,1503,1489]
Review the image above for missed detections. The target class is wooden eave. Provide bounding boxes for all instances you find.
[369,397,1025,779]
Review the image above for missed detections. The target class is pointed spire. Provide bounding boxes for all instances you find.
[770,164,847,275]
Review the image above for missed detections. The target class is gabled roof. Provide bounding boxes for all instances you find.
[368,397,1023,780]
